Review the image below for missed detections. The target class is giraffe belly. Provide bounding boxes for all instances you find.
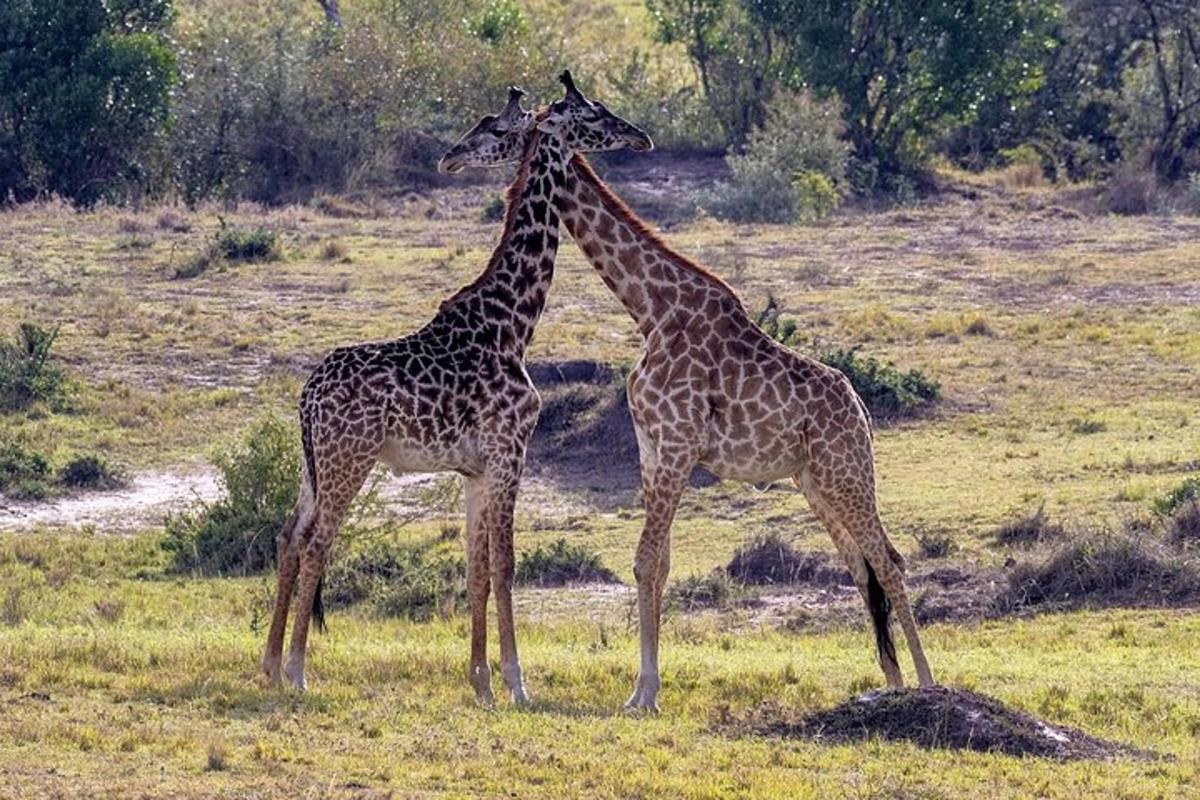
[378,435,480,476]
[700,420,804,484]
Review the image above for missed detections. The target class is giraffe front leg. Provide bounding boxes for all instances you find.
[483,467,529,706]
[625,459,688,713]
[463,475,495,705]
[262,509,303,685]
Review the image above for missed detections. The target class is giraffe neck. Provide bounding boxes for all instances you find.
[439,131,568,358]
[558,155,744,337]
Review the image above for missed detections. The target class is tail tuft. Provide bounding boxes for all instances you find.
[864,561,896,666]
[312,574,327,634]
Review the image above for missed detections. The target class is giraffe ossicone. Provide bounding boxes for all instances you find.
[454,84,935,712]
[260,74,652,703]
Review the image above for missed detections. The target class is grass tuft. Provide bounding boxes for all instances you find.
[993,506,1064,548]
[665,570,741,611]
[0,323,69,412]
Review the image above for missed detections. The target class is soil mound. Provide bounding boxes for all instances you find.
[740,688,1151,761]
[527,360,716,494]
[727,535,852,587]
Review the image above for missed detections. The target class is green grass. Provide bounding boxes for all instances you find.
[0,531,1198,798]
[1,185,1199,795]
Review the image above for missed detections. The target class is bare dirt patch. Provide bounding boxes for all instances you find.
[733,687,1153,761]
[0,469,220,534]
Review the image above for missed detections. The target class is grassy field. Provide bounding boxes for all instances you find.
[2,176,1200,796]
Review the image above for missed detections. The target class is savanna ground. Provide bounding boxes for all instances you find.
[2,163,1200,797]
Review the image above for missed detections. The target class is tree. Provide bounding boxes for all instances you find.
[1117,0,1200,180]
[0,0,177,204]
[746,0,1058,179]
[646,0,777,144]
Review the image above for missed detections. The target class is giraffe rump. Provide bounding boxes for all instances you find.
[864,560,896,666]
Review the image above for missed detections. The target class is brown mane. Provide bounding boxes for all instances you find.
[569,154,746,312]
[440,110,549,309]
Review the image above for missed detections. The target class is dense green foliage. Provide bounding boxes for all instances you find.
[819,347,941,418]
[0,0,1198,204]
[0,0,176,204]
[163,415,301,574]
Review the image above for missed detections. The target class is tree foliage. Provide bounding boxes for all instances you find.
[0,0,176,204]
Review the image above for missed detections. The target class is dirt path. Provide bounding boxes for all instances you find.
[0,469,222,534]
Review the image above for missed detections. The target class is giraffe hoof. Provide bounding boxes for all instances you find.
[475,689,497,708]
[510,687,531,706]
[261,657,282,686]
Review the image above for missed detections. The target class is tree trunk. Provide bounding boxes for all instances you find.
[317,0,341,27]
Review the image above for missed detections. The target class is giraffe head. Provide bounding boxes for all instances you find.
[438,86,537,174]
[538,70,653,154]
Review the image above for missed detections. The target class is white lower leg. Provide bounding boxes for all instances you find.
[283,651,306,690]
[501,660,528,704]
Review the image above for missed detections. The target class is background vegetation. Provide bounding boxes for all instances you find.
[3,0,1199,213]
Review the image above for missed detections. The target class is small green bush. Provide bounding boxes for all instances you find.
[703,91,848,224]
[0,441,53,501]
[514,538,618,587]
[817,347,940,418]
[0,323,69,412]
[58,454,124,490]
[665,570,741,612]
[1153,476,1200,517]
[215,225,281,262]
[323,537,466,620]
[163,415,300,574]
[480,194,506,223]
[174,222,281,280]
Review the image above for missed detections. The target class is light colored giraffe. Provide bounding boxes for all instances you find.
[261,81,652,702]
[453,83,934,711]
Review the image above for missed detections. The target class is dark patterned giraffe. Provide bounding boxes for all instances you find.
[453,89,934,711]
[261,79,652,702]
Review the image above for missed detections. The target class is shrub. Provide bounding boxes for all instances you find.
[320,239,349,260]
[58,454,124,490]
[993,506,1064,548]
[665,570,740,611]
[0,323,69,412]
[175,222,281,279]
[915,531,956,559]
[0,441,53,501]
[1168,501,1200,549]
[752,294,799,346]
[999,529,1200,611]
[817,347,940,418]
[215,225,281,263]
[1152,476,1200,516]
[1105,167,1159,215]
[514,538,618,587]
[323,537,465,620]
[726,533,805,585]
[1184,173,1200,215]
[162,415,301,574]
[703,91,848,224]
[480,194,506,223]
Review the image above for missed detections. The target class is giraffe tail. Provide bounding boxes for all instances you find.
[864,560,896,668]
[312,575,327,634]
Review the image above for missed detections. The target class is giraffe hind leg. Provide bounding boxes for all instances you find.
[798,479,905,688]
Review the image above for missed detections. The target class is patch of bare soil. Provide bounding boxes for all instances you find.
[733,688,1153,761]
[527,360,716,502]
[0,469,220,534]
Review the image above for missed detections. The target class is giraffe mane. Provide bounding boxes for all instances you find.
[569,154,746,312]
[441,109,550,309]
